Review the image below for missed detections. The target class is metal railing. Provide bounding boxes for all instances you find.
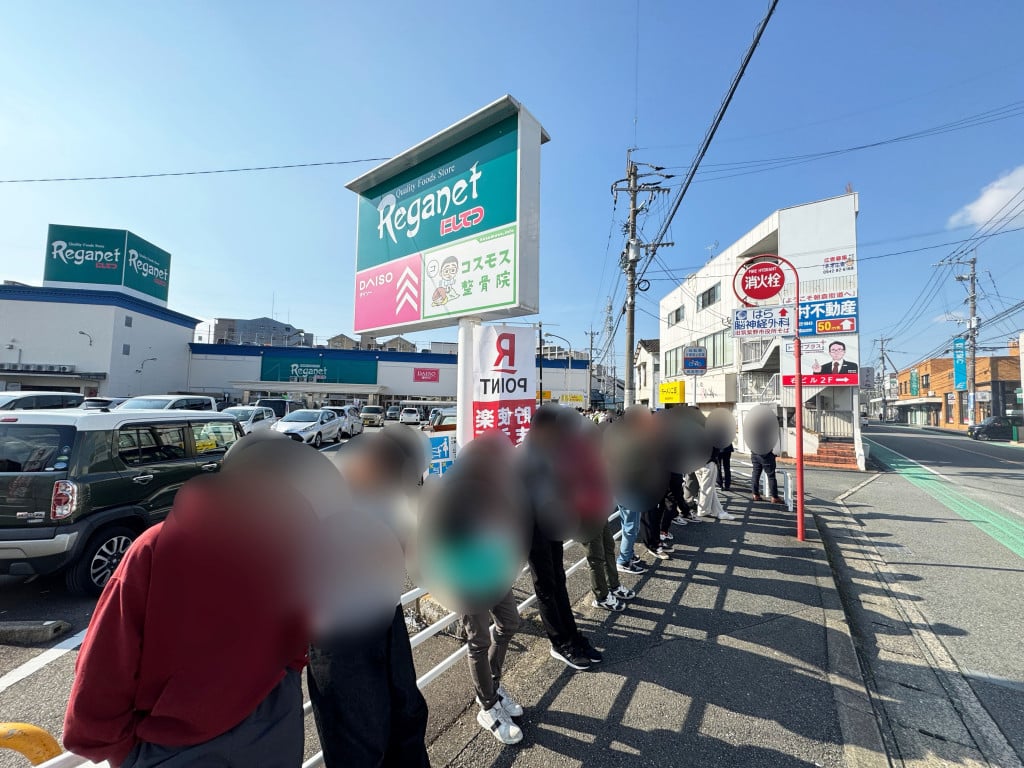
[802,408,855,437]
[38,512,625,768]
[740,338,774,365]
[739,372,779,403]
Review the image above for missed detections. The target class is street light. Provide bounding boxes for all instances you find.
[77,330,93,346]
[544,332,574,403]
[135,357,157,374]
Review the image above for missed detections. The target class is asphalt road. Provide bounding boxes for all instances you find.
[846,423,1024,762]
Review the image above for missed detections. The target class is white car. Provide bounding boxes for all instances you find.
[399,407,421,425]
[272,408,342,447]
[323,405,364,438]
[223,406,279,435]
[118,395,219,411]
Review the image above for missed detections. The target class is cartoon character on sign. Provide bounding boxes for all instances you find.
[428,255,460,306]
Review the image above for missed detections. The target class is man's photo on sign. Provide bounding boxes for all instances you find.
[812,339,858,374]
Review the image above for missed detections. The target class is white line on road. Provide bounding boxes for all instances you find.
[0,628,87,695]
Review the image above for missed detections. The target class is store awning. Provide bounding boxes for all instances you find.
[230,380,388,395]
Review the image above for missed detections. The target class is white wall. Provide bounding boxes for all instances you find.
[187,353,262,396]
[107,307,192,396]
[377,361,458,397]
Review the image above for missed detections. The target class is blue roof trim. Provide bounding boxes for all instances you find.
[188,343,590,369]
[0,285,199,329]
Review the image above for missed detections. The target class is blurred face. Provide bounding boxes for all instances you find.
[829,344,845,361]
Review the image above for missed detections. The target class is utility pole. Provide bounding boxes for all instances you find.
[877,337,890,421]
[586,328,599,410]
[538,321,544,405]
[955,254,979,426]
[623,155,640,409]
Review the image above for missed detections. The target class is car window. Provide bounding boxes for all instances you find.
[34,395,62,409]
[117,425,188,466]
[11,396,37,409]
[0,424,75,472]
[252,410,263,422]
[192,421,240,456]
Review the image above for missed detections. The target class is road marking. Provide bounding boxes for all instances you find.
[0,628,87,695]
[865,438,1024,559]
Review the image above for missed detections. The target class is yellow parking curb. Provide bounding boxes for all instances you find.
[0,723,63,765]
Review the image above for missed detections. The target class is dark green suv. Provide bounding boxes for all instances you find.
[0,409,243,594]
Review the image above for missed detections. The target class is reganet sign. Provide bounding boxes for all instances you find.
[348,95,547,334]
[43,224,172,305]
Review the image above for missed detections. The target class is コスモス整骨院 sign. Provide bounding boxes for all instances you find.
[347,96,548,335]
[44,224,172,306]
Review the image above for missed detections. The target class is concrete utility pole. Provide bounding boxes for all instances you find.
[956,254,979,426]
[538,321,544,405]
[623,155,640,409]
[878,337,890,420]
[586,328,599,409]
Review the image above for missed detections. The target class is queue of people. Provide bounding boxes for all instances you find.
[62,403,782,765]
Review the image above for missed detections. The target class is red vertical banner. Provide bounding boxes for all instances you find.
[470,325,537,445]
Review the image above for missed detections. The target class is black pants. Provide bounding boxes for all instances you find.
[527,532,581,649]
[639,505,663,550]
[751,453,778,497]
[308,606,430,768]
[123,670,303,768]
[716,451,732,489]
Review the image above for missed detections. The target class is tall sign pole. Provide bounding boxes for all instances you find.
[623,155,639,409]
[734,255,806,541]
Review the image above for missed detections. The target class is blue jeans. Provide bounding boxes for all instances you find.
[616,506,641,566]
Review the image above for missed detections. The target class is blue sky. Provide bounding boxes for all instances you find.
[1,1,1022,374]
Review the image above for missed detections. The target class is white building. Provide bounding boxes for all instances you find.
[0,284,199,397]
[658,193,863,468]
[633,339,660,407]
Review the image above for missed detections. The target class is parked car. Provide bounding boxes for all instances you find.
[0,409,243,594]
[360,405,385,427]
[859,414,869,428]
[254,398,306,419]
[399,407,421,425]
[272,408,341,447]
[81,397,127,410]
[385,405,402,421]
[118,395,218,411]
[967,415,1023,441]
[322,405,364,438]
[222,406,279,435]
[422,407,457,433]
[0,391,85,410]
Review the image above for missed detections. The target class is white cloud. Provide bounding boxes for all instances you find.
[948,164,1024,228]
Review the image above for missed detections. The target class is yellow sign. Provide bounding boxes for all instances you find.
[659,381,685,404]
[559,393,586,406]
[194,438,218,452]
[536,390,552,402]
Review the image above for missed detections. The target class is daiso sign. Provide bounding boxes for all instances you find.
[413,367,440,383]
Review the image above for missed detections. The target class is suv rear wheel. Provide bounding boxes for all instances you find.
[66,525,137,596]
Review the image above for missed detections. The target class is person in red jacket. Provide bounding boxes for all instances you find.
[63,440,318,768]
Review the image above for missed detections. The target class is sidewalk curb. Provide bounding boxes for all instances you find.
[807,513,892,768]
[0,621,71,646]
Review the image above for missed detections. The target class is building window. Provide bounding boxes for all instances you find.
[125,315,133,328]
[667,306,685,326]
[697,283,720,312]
[921,374,930,388]
[664,346,685,377]
[122,344,131,356]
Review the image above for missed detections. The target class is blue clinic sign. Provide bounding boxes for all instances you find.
[683,346,707,376]
[953,337,967,391]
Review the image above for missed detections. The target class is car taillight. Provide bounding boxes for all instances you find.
[51,480,79,520]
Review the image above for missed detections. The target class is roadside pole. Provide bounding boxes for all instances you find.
[455,317,479,452]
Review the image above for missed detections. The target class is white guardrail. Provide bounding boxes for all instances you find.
[39,513,624,768]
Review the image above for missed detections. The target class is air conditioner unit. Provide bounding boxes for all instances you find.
[44,365,59,372]
[928,390,935,397]
[0,363,14,370]
[59,365,75,373]
[29,364,45,371]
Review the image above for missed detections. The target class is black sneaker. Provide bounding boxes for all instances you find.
[617,560,647,574]
[549,644,592,670]
[574,637,603,664]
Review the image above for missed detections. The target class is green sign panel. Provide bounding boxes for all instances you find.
[44,224,171,305]
[909,369,920,396]
[44,224,126,288]
[123,231,171,302]
[259,353,377,385]
[355,117,519,271]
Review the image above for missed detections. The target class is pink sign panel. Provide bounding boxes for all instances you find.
[414,367,439,382]
[354,253,422,332]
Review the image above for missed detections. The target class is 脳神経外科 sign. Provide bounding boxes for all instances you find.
[43,224,172,305]
[470,324,536,445]
[348,96,548,334]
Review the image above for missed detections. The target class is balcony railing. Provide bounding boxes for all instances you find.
[739,372,779,403]
[802,408,855,438]
[741,338,774,364]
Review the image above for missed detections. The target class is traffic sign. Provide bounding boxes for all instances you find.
[797,297,859,336]
[732,305,793,337]
[683,346,707,376]
[734,260,785,303]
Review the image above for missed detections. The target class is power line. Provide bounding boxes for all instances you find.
[0,156,390,184]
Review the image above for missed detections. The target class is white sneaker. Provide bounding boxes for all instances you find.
[661,531,674,541]
[592,594,625,611]
[478,703,523,745]
[612,585,636,600]
[672,515,689,525]
[716,512,737,521]
[497,684,524,717]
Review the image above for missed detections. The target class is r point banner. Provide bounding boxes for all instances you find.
[469,324,536,445]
